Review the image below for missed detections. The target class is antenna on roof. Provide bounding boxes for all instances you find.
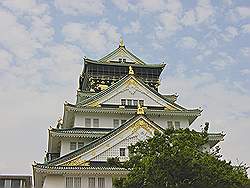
[119,37,125,47]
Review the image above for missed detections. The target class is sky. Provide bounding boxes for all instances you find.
[0,0,249,176]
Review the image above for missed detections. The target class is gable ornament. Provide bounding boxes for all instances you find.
[128,66,134,75]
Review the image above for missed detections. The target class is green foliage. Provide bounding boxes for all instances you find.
[111,127,249,188]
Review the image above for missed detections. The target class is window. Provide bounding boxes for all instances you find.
[66,177,73,188]
[98,177,105,188]
[174,121,180,129]
[127,99,132,106]
[85,118,91,128]
[66,177,81,188]
[123,59,126,63]
[78,142,84,148]
[121,119,127,125]
[121,99,126,106]
[70,142,77,151]
[113,119,119,128]
[93,119,99,128]
[139,100,144,106]
[88,177,95,188]
[11,180,20,188]
[0,180,5,188]
[118,58,122,63]
[167,121,173,129]
[133,100,138,106]
[74,177,81,188]
[120,148,126,156]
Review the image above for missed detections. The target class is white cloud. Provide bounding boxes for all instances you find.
[160,73,250,170]
[210,52,236,70]
[229,6,250,22]
[177,36,198,49]
[0,49,12,70]
[62,21,120,54]
[221,26,238,42]
[123,20,141,34]
[181,0,214,26]
[241,24,250,34]
[241,69,250,75]
[54,0,105,16]
[235,7,250,19]
[1,0,48,16]
[241,47,250,57]
[0,9,41,60]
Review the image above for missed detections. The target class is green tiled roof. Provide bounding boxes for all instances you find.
[47,114,164,166]
[76,74,191,112]
[50,127,113,138]
[85,58,165,68]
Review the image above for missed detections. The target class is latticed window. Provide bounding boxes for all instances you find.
[127,99,132,106]
[66,177,73,188]
[174,121,180,129]
[11,180,20,188]
[93,119,99,128]
[98,177,105,188]
[139,100,144,106]
[113,119,119,128]
[120,148,126,156]
[70,142,77,151]
[78,142,84,149]
[167,121,173,129]
[133,100,138,106]
[74,177,81,188]
[65,177,81,188]
[0,180,5,188]
[121,99,126,106]
[85,118,91,128]
[88,177,95,188]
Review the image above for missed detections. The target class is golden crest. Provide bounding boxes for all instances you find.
[63,158,90,166]
[131,119,154,135]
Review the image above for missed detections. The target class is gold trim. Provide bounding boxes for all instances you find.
[128,66,134,75]
[63,158,90,166]
[131,119,154,135]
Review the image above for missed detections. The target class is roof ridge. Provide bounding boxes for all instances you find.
[47,114,163,166]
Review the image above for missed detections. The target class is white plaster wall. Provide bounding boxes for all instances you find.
[103,88,162,107]
[74,113,132,128]
[60,138,93,156]
[43,175,64,188]
[74,112,190,130]
[148,115,190,129]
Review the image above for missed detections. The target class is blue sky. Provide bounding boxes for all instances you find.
[0,0,249,175]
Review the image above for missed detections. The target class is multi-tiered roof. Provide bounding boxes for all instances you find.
[33,40,224,188]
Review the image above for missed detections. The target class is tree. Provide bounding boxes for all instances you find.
[111,127,249,188]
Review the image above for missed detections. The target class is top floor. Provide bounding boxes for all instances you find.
[79,39,165,92]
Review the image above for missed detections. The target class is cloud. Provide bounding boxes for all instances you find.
[1,0,48,16]
[241,24,250,34]
[62,21,120,54]
[160,72,250,170]
[123,20,141,34]
[241,69,250,76]
[221,26,238,42]
[54,0,105,16]
[210,52,236,70]
[181,0,214,26]
[177,36,198,49]
[0,9,41,60]
[229,6,250,22]
[241,47,250,57]
[0,49,13,70]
